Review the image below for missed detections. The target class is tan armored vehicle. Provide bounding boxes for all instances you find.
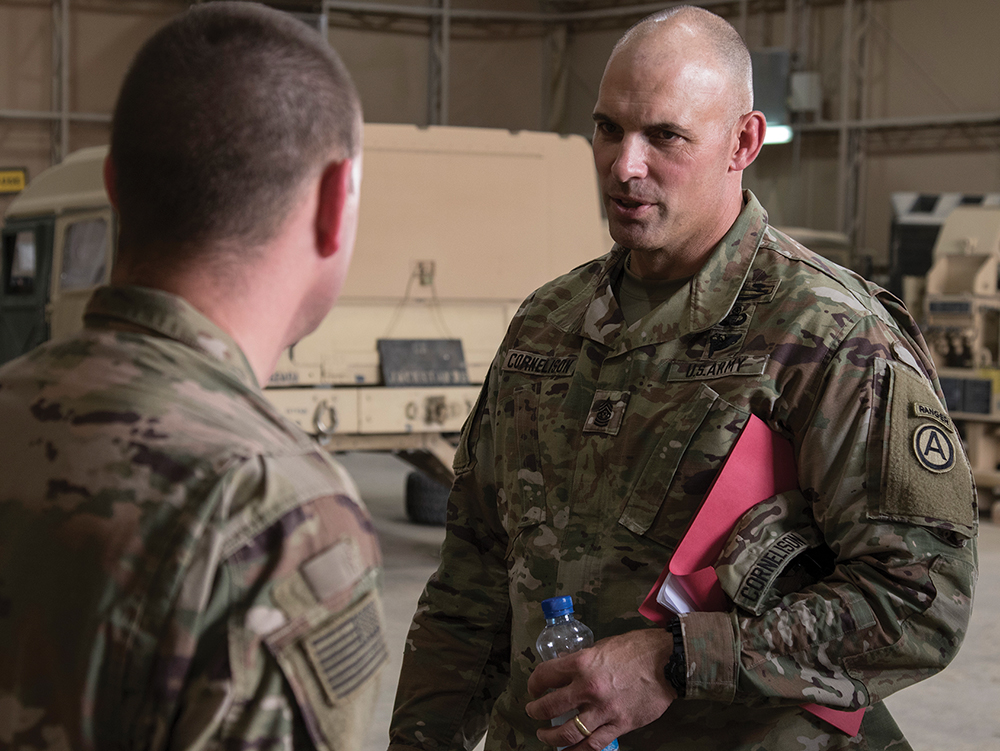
[0,124,608,522]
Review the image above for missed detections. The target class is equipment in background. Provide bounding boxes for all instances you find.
[921,204,1000,519]
[889,192,1000,317]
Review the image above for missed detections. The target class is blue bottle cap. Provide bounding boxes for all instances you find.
[541,595,574,619]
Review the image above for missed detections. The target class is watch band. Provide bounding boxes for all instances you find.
[664,618,687,697]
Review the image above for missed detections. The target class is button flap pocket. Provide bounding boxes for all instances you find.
[618,385,720,538]
[714,490,831,616]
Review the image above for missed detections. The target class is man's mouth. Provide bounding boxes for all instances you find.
[613,197,645,208]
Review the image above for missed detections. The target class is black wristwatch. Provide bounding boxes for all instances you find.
[664,618,687,697]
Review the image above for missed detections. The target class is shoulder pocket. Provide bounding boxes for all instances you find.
[868,359,977,538]
[265,587,387,750]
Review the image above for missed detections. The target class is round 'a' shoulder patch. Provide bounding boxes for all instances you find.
[912,423,956,473]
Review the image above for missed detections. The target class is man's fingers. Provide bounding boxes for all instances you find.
[527,654,576,697]
[525,687,577,721]
[536,712,615,750]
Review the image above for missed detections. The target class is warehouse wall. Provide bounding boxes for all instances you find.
[0,0,183,216]
[1,0,998,270]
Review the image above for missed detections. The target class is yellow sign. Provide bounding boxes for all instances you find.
[0,168,28,194]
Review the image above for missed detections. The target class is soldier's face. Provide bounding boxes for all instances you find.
[592,39,742,268]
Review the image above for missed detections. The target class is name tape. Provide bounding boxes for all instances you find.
[502,350,577,377]
[665,355,768,382]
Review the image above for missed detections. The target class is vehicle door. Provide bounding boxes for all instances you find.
[0,218,54,364]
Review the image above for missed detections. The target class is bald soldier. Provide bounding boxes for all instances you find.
[0,5,384,749]
[389,6,976,751]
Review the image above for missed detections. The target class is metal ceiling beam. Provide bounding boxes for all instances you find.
[321,0,739,24]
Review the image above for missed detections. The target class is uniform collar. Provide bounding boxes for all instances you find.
[549,190,768,351]
[84,285,259,390]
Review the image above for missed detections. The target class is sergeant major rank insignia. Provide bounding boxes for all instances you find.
[584,390,629,436]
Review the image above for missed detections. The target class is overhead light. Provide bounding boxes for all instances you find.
[764,124,793,145]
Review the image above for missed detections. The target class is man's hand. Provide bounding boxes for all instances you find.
[525,629,677,750]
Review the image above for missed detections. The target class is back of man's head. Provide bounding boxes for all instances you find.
[110,2,361,270]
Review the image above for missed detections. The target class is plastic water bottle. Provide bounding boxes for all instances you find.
[535,596,619,751]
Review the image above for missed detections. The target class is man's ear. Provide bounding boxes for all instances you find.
[316,158,354,259]
[731,111,766,171]
[103,154,119,211]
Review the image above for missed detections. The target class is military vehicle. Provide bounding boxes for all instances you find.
[0,124,608,523]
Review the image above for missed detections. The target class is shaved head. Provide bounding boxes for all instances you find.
[611,6,753,123]
[591,3,766,278]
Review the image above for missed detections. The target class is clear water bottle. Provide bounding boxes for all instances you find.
[535,596,619,751]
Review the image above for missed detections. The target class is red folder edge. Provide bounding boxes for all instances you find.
[638,414,865,736]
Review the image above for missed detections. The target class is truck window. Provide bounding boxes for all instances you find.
[60,218,108,291]
[3,230,37,296]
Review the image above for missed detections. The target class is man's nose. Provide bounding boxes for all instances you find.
[611,135,648,182]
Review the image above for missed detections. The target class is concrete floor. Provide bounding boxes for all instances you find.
[340,452,1000,751]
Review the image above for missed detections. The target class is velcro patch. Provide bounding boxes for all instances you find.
[665,355,767,382]
[583,390,629,435]
[304,593,388,704]
[502,350,577,377]
[912,424,956,473]
[911,402,953,432]
[735,530,811,613]
[877,361,975,533]
[301,538,365,603]
[736,279,779,303]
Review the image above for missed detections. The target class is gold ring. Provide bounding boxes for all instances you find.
[573,716,592,737]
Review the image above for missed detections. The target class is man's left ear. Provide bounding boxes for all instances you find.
[316,158,354,258]
[732,111,766,171]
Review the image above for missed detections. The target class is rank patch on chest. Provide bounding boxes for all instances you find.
[583,390,630,435]
[503,349,577,377]
[913,423,956,473]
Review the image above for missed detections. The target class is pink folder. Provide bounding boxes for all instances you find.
[639,414,865,736]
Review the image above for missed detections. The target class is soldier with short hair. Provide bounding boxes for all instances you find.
[390,6,977,751]
[0,4,383,749]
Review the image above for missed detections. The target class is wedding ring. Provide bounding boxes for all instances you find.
[573,716,592,737]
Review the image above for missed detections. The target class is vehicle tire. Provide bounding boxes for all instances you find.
[405,471,450,526]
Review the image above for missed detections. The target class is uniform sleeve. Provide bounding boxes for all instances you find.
[389,367,514,750]
[149,455,386,751]
[680,314,978,711]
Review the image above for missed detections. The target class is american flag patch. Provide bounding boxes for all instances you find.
[305,594,388,703]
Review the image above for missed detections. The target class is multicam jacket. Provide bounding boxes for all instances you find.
[0,286,386,751]
[390,192,978,751]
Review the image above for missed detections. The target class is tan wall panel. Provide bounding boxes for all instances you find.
[0,3,51,111]
[449,34,543,131]
[327,27,429,125]
[73,5,180,113]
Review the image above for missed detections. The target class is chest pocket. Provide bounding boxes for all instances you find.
[498,383,548,539]
[618,383,750,551]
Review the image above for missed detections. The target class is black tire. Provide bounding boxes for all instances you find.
[405,471,450,526]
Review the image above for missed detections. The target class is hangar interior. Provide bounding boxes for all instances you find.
[1,0,999,270]
[1,2,999,750]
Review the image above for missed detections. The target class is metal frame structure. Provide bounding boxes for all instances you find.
[1,0,998,245]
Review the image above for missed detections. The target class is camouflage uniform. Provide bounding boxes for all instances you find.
[0,286,386,751]
[390,192,977,750]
